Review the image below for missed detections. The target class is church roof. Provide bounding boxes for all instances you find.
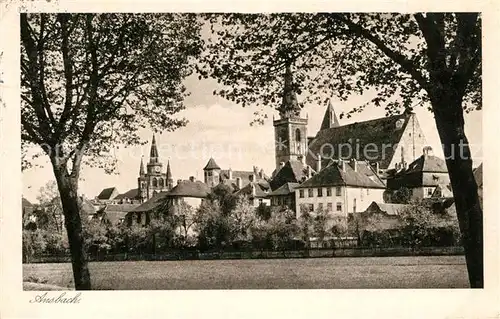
[296,160,385,189]
[166,160,172,179]
[277,63,301,118]
[269,160,316,191]
[97,187,119,200]
[319,99,340,130]
[307,112,413,170]
[365,202,410,216]
[203,157,221,170]
[139,156,145,175]
[149,135,159,163]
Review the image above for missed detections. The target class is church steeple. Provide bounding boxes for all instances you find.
[166,160,172,179]
[166,160,174,190]
[278,63,301,119]
[320,99,340,131]
[149,134,159,164]
[139,156,145,176]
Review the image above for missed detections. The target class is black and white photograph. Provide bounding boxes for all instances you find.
[2,4,499,316]
[14,10,486,291]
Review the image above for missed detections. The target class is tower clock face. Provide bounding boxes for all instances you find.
[154,166,161,173]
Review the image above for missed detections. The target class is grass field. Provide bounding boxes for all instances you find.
[23,255,469,289]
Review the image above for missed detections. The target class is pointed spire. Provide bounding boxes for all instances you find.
[149,134,159,163]
[166,160,172,180]
[279,62,301,119]
[320,99,340,130]
[139,156,145,175]
[203,157,220,170]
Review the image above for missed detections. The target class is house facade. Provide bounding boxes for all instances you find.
[294,159,386,217]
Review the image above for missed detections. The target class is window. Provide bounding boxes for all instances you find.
[353,198,357,213]
[152,178,157,187]
[308,204,314,212]
[318,203,324,211]
[159,178,164,187]
[259,198,263,205]
[327,203,333,212]
[299,190,304,198]
[308,188,314,197]
[427,188,433,196]
[317,188,323,197]
[326,188,332,196]
[295,128,301,142]
[336,186,341,196]
[336,202,342,212]
[207,171,213,177]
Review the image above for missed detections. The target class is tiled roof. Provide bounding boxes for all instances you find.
[268,182,300,196]
[307,112,412,170]
[114,188,140,200]
[220,169,268,190]
[132,192,170,213]
[387,155,448,189]
[97,187,118,200]
[104,211,129,225]
[167,180,210,198]
[269,160,315,191]
[365,202,410,216]
[296,160,385,189]
[203,157,220,170]
[235,181,270,198]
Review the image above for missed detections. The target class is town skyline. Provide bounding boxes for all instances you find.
[22,74,483,203]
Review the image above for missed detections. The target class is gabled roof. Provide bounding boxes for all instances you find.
[269,160,315,191]
[307,112,412,170]
[114,188,140,200]
[387,154,449,189]
[132,192,170,213]
[203,157,221,170]
[365,202,409,216]
[22,197,33,208]
[167,180,210,198]
[103,204,139,212]
[268,182,300,196]
[97,187,119,200]
[235,181,270,199]
[296,160,385,189]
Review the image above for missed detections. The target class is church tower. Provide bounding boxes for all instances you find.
[138,135,169,201]
[319,99,340,131]
[273,63,308,171]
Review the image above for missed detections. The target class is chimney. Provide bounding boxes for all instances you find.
[177,179,182,185]
[350,158,357,172]
[249,174,255,182]
[189,176,195,182]
[259,168,264,179]
[316,154,322,172]
[375,162,380,175]
[423,146,433,157]
[305,166,311,178]
[253,166,259,174]
[236,177,242,189]
[228,168,233,180]
[251,183,256,197]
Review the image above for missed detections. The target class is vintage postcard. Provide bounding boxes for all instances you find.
[0,0,499,318]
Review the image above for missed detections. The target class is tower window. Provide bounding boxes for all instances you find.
[295,128,301,142]
[152,178,157,187]
[159,178,164,187]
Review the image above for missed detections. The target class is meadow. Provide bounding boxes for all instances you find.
[23,255,469,290]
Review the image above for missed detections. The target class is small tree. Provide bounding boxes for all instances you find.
[313,207,332,248]
[297,205,314,249]
[229,196,257,244]
[391,187,413,204]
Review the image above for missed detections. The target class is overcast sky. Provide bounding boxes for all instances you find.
[21,71,483,203]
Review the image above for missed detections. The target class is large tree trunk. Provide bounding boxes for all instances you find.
[431,93,483,288]
[52,162,92,290]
